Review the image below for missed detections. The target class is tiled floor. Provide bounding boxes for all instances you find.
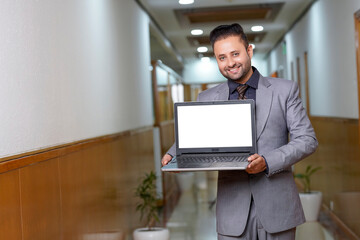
[167,172,217,240]
[166,172,346,240]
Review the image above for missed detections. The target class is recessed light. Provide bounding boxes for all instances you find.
[251,26,264,32]
[191,29,203,35]
[179,0,194,5]
[250,43,256,49]
[197,46,208,53]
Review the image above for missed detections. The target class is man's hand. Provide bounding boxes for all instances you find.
[246,154,267,174]
[161,154,173,167]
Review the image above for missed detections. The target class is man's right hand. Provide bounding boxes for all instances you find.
[161,154,173,167]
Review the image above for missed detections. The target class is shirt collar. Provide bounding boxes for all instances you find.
[228,66,260,94]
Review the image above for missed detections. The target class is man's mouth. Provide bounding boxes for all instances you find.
[227,65,241,74]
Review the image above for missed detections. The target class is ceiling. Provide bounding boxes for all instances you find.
[138,0,315,74]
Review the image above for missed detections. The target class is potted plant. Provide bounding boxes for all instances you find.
[294,165,322,222]
[133,171,169,240]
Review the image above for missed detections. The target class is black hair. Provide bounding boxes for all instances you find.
[209,23,249,49]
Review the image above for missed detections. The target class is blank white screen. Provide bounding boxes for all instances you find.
[177,104,252,148]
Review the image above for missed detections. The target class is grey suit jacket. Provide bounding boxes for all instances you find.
[167,74,318,236]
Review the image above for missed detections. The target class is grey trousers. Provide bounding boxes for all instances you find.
[218,199,296,240]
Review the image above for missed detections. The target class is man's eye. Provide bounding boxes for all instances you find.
[233,53,239,56]
[219,56,225,61]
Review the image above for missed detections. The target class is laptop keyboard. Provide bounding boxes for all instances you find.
[178,155,249,163]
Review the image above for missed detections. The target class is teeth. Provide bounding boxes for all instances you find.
[228,66,239,73]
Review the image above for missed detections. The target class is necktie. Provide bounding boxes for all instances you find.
[236,84,249,100]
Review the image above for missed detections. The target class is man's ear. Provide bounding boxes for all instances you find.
[247,44,254,59]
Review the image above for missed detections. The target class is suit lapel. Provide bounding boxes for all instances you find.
[256,75,273,140]
[214,83,229,100]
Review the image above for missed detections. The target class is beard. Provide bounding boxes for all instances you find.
[220,56,252,84]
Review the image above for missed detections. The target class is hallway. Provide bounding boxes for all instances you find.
[165,172,350,240]
[1,1,360,239]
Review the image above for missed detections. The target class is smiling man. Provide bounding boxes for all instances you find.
[162,23,318,240]
[214,35,253,84]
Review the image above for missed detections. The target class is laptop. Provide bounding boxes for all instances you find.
[161,100,257,172]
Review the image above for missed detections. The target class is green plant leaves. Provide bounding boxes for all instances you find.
[134,171,160,230]
[294,165,322,193]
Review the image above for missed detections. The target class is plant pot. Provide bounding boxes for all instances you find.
[133,227,169,240]
[299,191,322,222]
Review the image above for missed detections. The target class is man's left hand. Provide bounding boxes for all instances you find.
[246,154,267,174]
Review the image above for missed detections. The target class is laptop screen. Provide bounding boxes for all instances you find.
[176,102,253,149]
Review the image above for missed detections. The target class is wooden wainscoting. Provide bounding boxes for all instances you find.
[159,120,181,223]
[0,127,157,240]
[159,120,175,156]
[295,116,360,238]
[0,170,22,240]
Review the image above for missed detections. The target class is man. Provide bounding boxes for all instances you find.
[162,23,318,240]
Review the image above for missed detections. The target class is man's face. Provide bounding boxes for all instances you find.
[213,35,253,84]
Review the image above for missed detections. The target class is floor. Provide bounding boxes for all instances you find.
[166,172,349,240]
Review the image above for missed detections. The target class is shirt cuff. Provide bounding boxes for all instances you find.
[263,155,269,174]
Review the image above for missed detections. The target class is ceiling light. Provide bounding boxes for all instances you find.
[179,0,194,5]
[191,29,203,35]
[251,26,264,32]
[250,43,256,50]
[201,57,211,62]
[197,46,208,53]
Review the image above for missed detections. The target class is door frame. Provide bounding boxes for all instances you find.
[354,10,360,144]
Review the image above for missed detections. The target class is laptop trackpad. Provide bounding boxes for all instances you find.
[211,161,248,168]
[178,162,212,168]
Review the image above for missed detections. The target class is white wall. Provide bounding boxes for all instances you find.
[252,56,268,77]
[0,0,153,158]
[183,58,226,84]
[268,0,360,118]
[267,42,287,79]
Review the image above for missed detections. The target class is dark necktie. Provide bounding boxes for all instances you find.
[236,84,249,100]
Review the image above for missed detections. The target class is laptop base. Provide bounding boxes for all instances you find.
[161,157,248,172]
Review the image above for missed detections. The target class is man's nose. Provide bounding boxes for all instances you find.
[227,58,236,68]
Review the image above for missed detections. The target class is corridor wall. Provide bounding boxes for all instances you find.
[0,1,158,239]
[0,0,153,158]
[267,0,360,118]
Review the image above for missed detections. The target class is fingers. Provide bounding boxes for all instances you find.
[247,153,260,161]
[246,154,266,174]
[161,154,173,167]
